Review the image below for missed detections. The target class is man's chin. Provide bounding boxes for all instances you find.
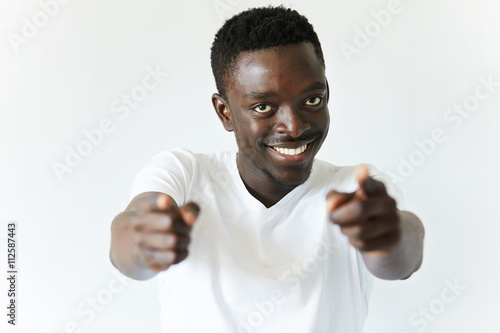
[263,168,311,188]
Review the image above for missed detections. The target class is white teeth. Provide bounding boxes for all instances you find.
[272,144,308,156]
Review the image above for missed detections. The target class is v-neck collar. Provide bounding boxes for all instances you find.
[226,151,312,219]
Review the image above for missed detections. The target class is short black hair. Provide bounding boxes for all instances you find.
[210,6,325,99]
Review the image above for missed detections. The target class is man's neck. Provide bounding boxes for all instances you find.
[236,153,297,208]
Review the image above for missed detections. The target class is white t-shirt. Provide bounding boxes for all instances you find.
[130,148,404,333]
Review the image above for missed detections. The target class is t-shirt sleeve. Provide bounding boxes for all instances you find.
[129,148,198,206]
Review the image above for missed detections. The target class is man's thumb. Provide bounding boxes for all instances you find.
[179,202,200,226]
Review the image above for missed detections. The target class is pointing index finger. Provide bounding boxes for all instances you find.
[355,165,386,198]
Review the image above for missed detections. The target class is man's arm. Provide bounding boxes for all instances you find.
[327,165,425,280]
[110,192,199,281]
[361,210,424,280]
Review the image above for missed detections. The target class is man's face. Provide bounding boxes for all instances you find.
[216,42,330,188]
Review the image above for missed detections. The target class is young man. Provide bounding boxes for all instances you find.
[110,6,424,332]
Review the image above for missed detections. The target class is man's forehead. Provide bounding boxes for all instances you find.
[234,42,321,73]
[229,43,325,95]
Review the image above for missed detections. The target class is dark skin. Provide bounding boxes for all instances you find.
[110,192,200,280]
[110,42,423,280]
[212,43,330,208]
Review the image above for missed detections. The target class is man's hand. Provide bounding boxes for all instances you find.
[110,192,200,280]
[132,193,200,272]
[326,165,401,257]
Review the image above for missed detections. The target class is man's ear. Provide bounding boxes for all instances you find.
[212,93,234,132]
[326,78,330,103]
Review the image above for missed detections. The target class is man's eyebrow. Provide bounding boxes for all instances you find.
[301,82,327,94]
[243,91,279,100]
[243,82,327,101]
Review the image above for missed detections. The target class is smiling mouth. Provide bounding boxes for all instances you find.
[271,144,308,156]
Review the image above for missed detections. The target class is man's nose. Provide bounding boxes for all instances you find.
[274,106,311,138]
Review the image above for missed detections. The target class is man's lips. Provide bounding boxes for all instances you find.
[266,139,315,157]
[266,138,316,149]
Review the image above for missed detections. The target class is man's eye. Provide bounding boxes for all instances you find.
[253,104,272,113]
[305,97,322,106]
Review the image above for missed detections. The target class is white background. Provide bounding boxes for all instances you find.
[1,0,499,332]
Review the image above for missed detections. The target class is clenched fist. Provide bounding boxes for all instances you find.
[110,192,200,279]
[132,193,200,271]
[326,165,401,256]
